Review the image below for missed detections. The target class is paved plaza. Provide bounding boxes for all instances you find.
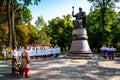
[0,57,120,80]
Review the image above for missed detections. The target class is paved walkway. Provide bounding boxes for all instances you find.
[0,57,120,80]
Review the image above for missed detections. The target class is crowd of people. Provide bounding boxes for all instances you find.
[0,44,117,78]
[0,44,60,79]
[10,45,59,78]
[100,45,117,60]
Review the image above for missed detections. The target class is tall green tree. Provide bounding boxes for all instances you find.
[0,2,33,47]
[88,0,120,44]
[27,23,40,44]
[0,5,8,46]
[15,22,30,46]
[88,0,120,10]
[0,23,8,46]
[110,12,120,49]
[38,27,51,44]
[0,0,41,49]
[47,15,73,51]
[87,8,118,49]
[15,6,32,24]
[35,16,51,44]
[35,16,46,30]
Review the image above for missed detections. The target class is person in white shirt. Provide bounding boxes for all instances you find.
[12,48,18,59]
[2,48,7,60]
[11,48,18,74]
[109,46,117,60]
[100,45,108,59]
[107,46,111,59]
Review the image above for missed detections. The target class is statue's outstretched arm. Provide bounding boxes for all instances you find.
[72,6,76,17]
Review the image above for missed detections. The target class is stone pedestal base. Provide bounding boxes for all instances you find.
[69,28,93,58]
[68,40,93,58]
[67,54,93,59]
[69,40,92,53]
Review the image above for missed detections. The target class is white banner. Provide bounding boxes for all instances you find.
[17,48,61,56]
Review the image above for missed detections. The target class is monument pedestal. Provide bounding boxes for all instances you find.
[68,28,93,58]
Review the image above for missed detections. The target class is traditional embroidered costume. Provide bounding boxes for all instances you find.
[21,47,30,78]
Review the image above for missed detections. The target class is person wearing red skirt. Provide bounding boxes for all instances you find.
[21,46,30,78]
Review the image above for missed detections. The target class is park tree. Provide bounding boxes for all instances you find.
[0,0,41,49]
[16,22,41,47]
[0,3,34,47]
[0,5,8,46]
[15,22,30,46]
[87,0,120,44]
[15,6,32,24]
[87,8,119,50]
[35,16,46,30]
[35,16,51,44]
[87,9,102,49]
[88,0,120,9]
[0,23,8,46]
[27,23,40,44]
[14,6,33,46]
[47,15,73,51]
[110,12,120,49]
[38,27,51,44]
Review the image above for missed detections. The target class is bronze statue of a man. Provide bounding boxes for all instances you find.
[72,7,86,29]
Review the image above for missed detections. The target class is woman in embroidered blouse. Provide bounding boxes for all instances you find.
[21,46,30,78]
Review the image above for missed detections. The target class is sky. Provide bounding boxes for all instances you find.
[28,0,120,25]
[28,0,92,25]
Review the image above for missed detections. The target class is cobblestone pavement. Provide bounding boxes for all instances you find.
[0,57,120,80]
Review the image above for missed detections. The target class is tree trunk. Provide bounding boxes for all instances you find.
[11,0,17,48]
[7,1,12,48]
[2,0,17,48]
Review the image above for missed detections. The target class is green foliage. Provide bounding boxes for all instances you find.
[87,11,102,48]
[16,22,30,46]
[0,7,8,46]
[47,15,73,51]
[27,23,40,44]
[0,0,41,48]
[38,27,51,44]
[0,23,8,46]
[34,16,51,45]
[15,6,32,24]
[0,6,7,24]
[87,0,120,50]
[88,0,120,11]
[35,16,46,30]
[87,8,119,49]
[111,15,120,49]
[19,0,41,6]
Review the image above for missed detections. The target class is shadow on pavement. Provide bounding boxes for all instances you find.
[0,73,21,80]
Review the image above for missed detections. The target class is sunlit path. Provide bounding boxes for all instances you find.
[0,57,120,80]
